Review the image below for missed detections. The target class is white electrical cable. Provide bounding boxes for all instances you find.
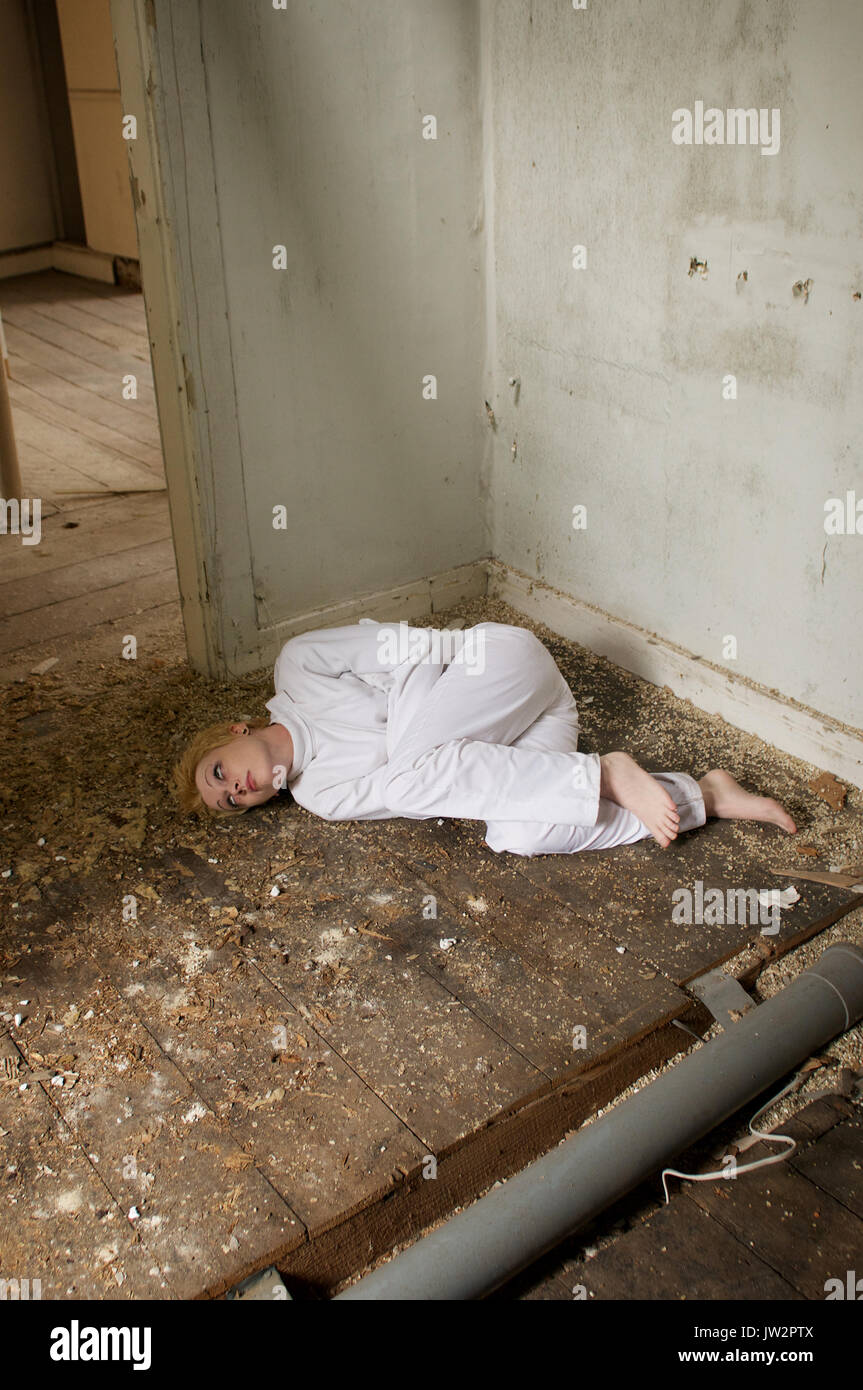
[660,1071,805,1203]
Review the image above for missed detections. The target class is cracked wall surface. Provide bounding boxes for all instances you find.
[482,0,862,729]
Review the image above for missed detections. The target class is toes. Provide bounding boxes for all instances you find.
[652,817,677,847]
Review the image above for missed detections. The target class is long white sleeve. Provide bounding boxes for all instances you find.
[289,764,393,822]
[290,736,600,826]
[383,738,601,825]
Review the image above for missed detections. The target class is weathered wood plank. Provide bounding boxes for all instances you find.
[7,376,163,472]
[511,813,855,984]
[340,830,689,1079]
[555,1196,802,1301]
[9,400,163,490]
[3,321,157,420]
[84,847,430,1236]
[0,492,171,584]
[687,1154,863,1300]
[6,356,161,450]
[0,540,177,618]
[0,566,179,655]
[0,283,154,362]
[788,1114,863,1220]
[0,437,114,502]
[1,271,150,338]
[3,951,305,1299]
[0,1030,174,1299]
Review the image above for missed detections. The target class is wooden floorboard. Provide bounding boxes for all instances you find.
[0,270,170,677]
[2,581,860,1293]
[2,280,861,1297]
[1,270,151,340]
[7,353,161,450]
[3,952,305,1300]
[686,1123,863,1301]
[0,539,177,619]
[0,493,171,584]
[512,822,850,985]
[3,321,157,421]
[0,567,179,655]
[0,437,115,502]
[0,1030,175,1299]
[510,1094,862,1300]
[0,282,154,364]
[566,1196,803,1301]
[4,418,161,495]
[786,1109,863,1219]
[8,376,163,476]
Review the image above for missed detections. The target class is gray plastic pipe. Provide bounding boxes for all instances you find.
[336,942,863,1300]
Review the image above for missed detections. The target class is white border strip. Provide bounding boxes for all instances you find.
[488,561,863,788]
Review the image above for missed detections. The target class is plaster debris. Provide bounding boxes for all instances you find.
[757,886,801,912]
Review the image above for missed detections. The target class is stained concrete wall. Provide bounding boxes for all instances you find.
[483,0,863,729]
[148,0,486,640]
[121,0,860,726]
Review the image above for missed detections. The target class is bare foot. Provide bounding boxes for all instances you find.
[698,769,796,833]
[600,751,681,848]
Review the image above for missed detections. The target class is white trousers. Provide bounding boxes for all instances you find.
[382,623,706,857]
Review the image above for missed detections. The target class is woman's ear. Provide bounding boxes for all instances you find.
[229,722,250,736]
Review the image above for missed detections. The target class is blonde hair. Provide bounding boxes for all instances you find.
[173,717,270,818]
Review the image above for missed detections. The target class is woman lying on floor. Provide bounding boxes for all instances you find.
[174,620,796,855]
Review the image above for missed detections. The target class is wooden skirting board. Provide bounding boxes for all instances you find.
[0,243,116,285]
[486,561,863,790]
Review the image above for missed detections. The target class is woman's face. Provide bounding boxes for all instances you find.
[194,723,282,813]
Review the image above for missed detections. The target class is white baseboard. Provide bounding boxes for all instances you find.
[0,246,54,279]
[487,560,863,789]
[0,242,116,284]
[51,242,116,284]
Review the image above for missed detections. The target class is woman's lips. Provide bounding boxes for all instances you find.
[247,771,256,792]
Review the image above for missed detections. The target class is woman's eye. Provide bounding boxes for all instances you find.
[228,795,238,808]
[214,763,223,780]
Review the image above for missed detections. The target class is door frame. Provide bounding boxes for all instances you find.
[110,0,256,676]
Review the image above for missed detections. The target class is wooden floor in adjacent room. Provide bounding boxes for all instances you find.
[1,272,861,1300]
[0,269,176,684]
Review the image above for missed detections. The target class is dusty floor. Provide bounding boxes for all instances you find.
[1,592,862,1299]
